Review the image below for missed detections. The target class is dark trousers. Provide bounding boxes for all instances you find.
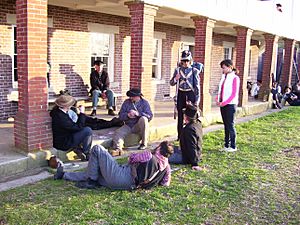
[220,104,237,149]
[177,90,195,139]
[71,127,93,154]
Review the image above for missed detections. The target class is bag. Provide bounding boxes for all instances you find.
[48,155,59,169]
[191,62,204,73]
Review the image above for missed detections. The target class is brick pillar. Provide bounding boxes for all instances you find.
[258,34,279,101]
[297,47,300,82]
[192,16,215,115]
[14,0,52,152]
[281,38,295,88]
[235,26,253,107]
[126,2,158,102]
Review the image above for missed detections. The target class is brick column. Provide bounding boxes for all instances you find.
[258,34,279,101]
[281,38,295,88]
[297,47,300,82]
[235,26,253,107]
[126,1,158,102]
[192,16,215,115]
[14,0,51,152]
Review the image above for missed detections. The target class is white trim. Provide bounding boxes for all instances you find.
[154,31,166,39]
[108,34,114,82]
[181,35,195,44]
[88,23,119,34]
[11,25,17,89]
[6,14,53,27]
[223,41,235,48]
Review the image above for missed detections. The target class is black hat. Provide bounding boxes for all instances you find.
[181,50,192,61]
[126,88,143,97]
[94,60,105,66]
[183,104,198,119]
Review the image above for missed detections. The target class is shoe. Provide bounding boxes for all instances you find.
[54,162,64,180]
[75,178,99,189]
[225,147,238,152]
[138,144,146,150]
[109,149,124,157]
[90,110,96,116]
[73,148,87,161]
[108,109,116,116]
[220,147,230,152]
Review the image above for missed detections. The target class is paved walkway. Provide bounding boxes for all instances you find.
[0,99,287,192]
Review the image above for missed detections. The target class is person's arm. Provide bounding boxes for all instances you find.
[118,100,131,121]
[128,151,152,164]
[170,68,179,86]
[56,112,86,132]
[102,71,110,91]
[139,100,153,121]
[220,77,238,107]
[90,71,100,90]
[160,164,171,186]
[193,69,201,105]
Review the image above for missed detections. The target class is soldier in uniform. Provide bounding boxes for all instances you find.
[170,50,201,140]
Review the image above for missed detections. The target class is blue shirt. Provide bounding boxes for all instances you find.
[119,98,153,128]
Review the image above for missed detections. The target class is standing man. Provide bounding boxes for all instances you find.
[110,88,153,156]
[90,60,116,116]
[168,104,203,171]
[170,50,201,140]
[216,59,240,152]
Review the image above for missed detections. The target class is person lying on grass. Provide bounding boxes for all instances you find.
[168,103,204,171]
[54,141,174,190]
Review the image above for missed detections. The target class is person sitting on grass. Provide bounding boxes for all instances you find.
[282,86,300,106]
[168,104,203,171]
[53,141,174,190]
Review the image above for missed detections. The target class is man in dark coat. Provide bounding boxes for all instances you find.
[168,104,203,171]
[50,95,93,161]
[90,60,116,116]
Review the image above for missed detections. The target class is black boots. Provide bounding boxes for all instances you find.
[90,110,96,116]
[108,109,116,116]
[75,178,100,189]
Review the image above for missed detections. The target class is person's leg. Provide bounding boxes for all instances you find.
[105,89,115,108]
[72,127,93,155]
[92,89,101,111]
[132,116,149,147]
[87,145,134,189]
[168,146,183,164]
[63,172,88,182]
[112,124,131,150]
[220,106,230,148]
[227,104,237,149]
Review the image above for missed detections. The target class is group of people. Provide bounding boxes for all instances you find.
[53,49,299,190]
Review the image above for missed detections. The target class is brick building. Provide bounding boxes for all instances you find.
[0,0,299,152]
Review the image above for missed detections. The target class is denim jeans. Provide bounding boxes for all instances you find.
[71,127,93,154]
[220,104,237,149]
[92,89,115,108]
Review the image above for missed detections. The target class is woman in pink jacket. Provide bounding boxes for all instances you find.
[216,59,240,152]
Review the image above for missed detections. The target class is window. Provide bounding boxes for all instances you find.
[12,25,18,87]
[90,32,114,81]
[223,41,234,60]
[152,38,162,79]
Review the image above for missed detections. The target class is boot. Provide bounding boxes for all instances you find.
[73,148,87,161]
[75,178,99,189]
[108,109,116,116]
[90,110,96,116]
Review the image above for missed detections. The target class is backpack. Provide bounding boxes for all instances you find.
[191,62,204,73]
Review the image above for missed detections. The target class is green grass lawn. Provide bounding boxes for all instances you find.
[0,107,299,225]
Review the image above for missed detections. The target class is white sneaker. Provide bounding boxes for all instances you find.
[220,147,230,152]
[225,147,237,152]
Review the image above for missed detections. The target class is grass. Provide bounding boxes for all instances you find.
[0,107,300,225]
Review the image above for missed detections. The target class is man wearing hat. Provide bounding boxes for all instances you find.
[90,60,116,116]
[110,88,153,156]
[170,50,201,140]
[50,95,93,161]
[168,104,203,171]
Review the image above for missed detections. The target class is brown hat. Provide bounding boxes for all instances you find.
[54,95,76,108]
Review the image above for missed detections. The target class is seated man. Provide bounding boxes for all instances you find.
[54,141,174,190]
[282,86,300,106]
[168,104,203,171]
[50,95,93,161]
[110,88,153,156]
[90,60,116,116]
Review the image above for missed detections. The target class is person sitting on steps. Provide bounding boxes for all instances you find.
[90,60,116,116]
[50,95,93,161]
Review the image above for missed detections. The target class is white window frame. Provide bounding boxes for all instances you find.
[90,32,115,82]
[152,38,162,79]
[223,41,235,60]
[12,25,17,88]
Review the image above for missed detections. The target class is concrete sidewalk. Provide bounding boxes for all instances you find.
[0,98,284,191]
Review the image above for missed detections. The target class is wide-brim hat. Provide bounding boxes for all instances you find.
[183,104,198,119]
[126,88,143,97]
[55,95,76,108]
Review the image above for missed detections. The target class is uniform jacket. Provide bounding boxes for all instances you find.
[180,120,202,166]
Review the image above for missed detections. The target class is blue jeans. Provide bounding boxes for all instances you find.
[71,127,93,154]
[92,89,115,108]
[63,145,135,190]
[220,104,237,149]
